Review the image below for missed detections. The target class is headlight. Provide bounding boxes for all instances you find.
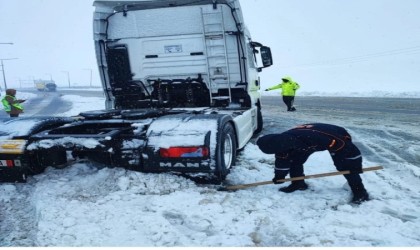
[0,140,27,154]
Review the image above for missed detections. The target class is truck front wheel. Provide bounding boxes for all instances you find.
[215,122,237,182]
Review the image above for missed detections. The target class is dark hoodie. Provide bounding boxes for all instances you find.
[5,88,16,96]
[256,133,307,154]
[256,123,352,155]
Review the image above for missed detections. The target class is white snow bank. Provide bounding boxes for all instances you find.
[13,144,418,247]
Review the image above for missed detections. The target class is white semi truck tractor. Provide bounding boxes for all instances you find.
[0,0,272,183]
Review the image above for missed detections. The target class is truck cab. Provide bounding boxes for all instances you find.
[93,0,272,110]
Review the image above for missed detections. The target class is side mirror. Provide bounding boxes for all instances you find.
[260,46,273,68]
[251,41,273,71]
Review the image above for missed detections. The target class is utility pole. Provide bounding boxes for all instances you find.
[0,43,15,92]
[0,60,5,92]
[83,68,93,87]
[0,58,19,92]
[61,71,71,88]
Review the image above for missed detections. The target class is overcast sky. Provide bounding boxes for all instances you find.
[1,0,419,92]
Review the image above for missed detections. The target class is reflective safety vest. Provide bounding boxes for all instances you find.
[1,95,23,112]
[267,77,300,96]
[1,96,11,112]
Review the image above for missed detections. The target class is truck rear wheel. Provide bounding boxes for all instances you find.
[215,122,237,182]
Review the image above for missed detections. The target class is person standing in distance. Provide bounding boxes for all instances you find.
[265,76,300,111]
[1,89,25,117]
[256,123,370,204]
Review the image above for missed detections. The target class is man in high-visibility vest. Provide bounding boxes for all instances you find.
[1,89,25,117]
[265,76,300,111]
[256,123,370,204]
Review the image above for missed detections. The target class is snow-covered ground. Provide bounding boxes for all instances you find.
[1,92,419,247]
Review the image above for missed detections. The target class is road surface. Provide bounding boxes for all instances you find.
[0,89,104,118]
[259,95,420,177]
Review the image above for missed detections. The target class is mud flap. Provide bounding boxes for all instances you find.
[0,158,28,183]
[36,150,67,167]
[0,168,27,183]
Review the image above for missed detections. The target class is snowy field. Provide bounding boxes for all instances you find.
[0,91,419,247]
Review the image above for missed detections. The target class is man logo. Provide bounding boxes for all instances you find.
[160,162,200,168]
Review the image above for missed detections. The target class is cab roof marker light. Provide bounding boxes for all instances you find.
[0,140,27,154]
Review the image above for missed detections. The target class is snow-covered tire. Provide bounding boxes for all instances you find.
[215,122,237,182]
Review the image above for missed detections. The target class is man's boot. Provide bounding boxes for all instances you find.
[279,181,308,193]
[351,186,370,204]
